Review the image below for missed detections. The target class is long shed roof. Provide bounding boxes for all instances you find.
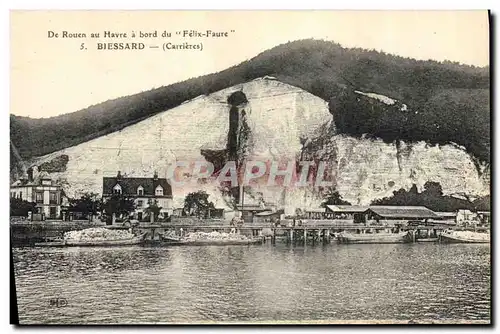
[367,206,439,219]
[326,205,369,213]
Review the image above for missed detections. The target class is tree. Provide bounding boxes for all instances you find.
[102,194,136,220]
[370,181,486,212]
[10,39,489,174]
[320,188,351,208]
[184,191,215,218]
[10,198,36,217]
[473,195,491,212]
[145,199,162,221]
[422,181,443,197]
[68,192,102,219]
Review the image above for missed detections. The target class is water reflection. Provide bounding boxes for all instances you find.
[13,243,490,324]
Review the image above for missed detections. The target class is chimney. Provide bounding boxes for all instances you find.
[117,171,122,179]
[32,165,40,182]
[19,173,27,184]
[27,167,34,182]
[153,171,158,180]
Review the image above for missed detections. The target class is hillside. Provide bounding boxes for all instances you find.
[10,39,489,170]
[16,78,489,209]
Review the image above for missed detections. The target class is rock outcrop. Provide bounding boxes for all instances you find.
[28,77,489,209]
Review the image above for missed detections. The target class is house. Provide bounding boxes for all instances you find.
[10,168,63,220]
[102,171,173,221]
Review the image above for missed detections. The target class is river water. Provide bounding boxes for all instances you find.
[12,243,490,324]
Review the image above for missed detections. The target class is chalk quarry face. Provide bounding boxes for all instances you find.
[31,77,489,209]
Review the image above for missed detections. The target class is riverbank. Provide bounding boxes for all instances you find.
[10,220,106,245]
[11,218,490,246]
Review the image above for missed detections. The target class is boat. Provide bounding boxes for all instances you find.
[34,240,67,247]
[160,234,182,242]
[439,230,490,244]
[159,232,262,246]
[163,238,263,246]
[35,233,147,247]
[337,231,410,244]
[64,233,147,246]
[416,238,439,243]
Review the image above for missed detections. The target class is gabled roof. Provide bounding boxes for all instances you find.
[326,205,369,213]
[367,206,439,219]
[103,176,172,197]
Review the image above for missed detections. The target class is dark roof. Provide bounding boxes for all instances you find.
[367,206,439,219]
[255,209,285,217]
[435,212,457,217]
[326,205,369,213]
[103,177,172,197]
[236,204,270,211]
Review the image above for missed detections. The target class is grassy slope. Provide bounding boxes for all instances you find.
[10,39,490,168]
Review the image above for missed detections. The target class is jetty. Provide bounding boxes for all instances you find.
[122,204,478,244]
[11,204,490,246]
[106,219,469,245]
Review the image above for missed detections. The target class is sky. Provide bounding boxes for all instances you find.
[10,10,490,118]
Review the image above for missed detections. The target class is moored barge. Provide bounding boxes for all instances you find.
[336,231,410,244]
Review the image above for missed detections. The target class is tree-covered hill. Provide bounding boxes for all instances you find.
[10,39,489,168]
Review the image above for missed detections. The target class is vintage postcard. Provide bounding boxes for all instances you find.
[10,10,490,325]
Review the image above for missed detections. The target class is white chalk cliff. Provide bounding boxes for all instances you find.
[31,77,489,209]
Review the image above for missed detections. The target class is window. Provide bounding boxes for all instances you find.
[137,200,144,207]
[19,191,23,200]
[35,192,43,203]
[155,186,163,196]
[113,184,122,195]
[49,192,58,204]
[137,186,144,196]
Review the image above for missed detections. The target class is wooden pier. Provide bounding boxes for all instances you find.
[11,217,488,246]
[120,220,466,244]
